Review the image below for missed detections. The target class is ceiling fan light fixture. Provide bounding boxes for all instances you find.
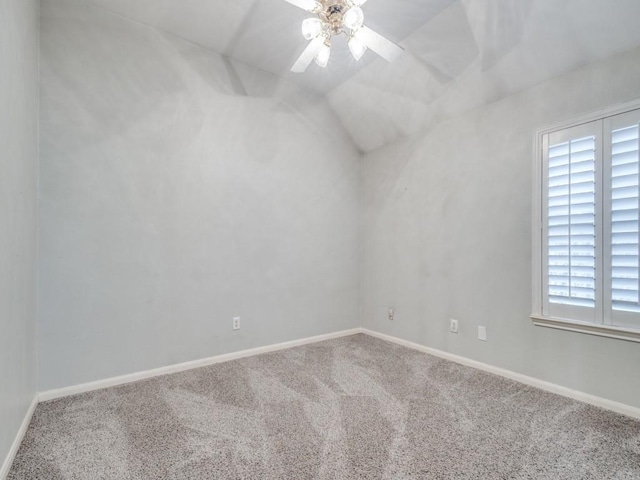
[314,43,331,68]
[348,36,367,61]
[343,6,364,30]
[286,0,403,73]
[302,18,323,40]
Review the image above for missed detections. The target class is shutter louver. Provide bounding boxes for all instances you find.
[610,124,640,313]
[547,136,596,307]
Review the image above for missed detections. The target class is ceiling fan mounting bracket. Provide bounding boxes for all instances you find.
[326,4,343,15]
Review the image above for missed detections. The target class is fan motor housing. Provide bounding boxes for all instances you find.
[323,1,346,34]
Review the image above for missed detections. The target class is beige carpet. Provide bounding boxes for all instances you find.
[8,334,640,479]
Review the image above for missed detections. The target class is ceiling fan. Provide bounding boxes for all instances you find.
[283,0,404,72]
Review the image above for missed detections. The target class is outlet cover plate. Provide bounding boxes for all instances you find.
[450,319,459,334]
[478,326,487,341]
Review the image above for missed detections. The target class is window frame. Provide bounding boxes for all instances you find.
[532,99,640,343]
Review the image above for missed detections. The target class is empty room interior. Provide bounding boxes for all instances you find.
[3,0,640,478]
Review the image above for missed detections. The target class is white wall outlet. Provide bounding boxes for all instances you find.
[388,308,395,321]
[450,319,459,334]
[478,326,487,341]
[233,317,240,331]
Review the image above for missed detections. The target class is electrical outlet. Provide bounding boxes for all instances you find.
[478,326,487,341]
[233,317,241,331]
[450,319,459,334]
[388,308,395,321]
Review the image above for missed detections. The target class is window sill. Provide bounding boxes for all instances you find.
[531,315,640,343]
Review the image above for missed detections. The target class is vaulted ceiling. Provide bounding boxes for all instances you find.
[85,0,640,151]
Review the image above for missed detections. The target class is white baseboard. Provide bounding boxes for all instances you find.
[37,326,640,420]
[361,328,640,420]
[39,328,365,402]
[0,395,38,480]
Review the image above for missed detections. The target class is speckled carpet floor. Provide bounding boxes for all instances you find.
[8,334,640,479]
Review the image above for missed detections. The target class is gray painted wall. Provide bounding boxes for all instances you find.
[37,0,640,412]
[362,46,640,409]
[38,0,361,391]
[0,0,39,468]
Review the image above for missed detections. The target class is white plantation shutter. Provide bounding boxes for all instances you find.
[610,125,640,311]
[543,122,600,323]
[604,109,640,329]
[536,106,640,337]
[547,137,597,307]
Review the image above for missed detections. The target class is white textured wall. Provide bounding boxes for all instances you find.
[0,0,39,469]
[362,47,640,409]
[39,0,361,391]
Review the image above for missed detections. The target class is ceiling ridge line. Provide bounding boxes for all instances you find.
[75,0,382,152]
[80,0,322,97]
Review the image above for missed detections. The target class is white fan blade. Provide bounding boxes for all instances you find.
[291,37,325,73]
[282,0,319,12]
[354,26,404,62]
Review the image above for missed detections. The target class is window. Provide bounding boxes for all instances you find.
[533,102,640,342]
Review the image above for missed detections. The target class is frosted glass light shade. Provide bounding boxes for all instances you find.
[351,0,368,5]
[348,36,367,61]
[314,44,330,68]
[302,18,323,40]
[343,7,364,30]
